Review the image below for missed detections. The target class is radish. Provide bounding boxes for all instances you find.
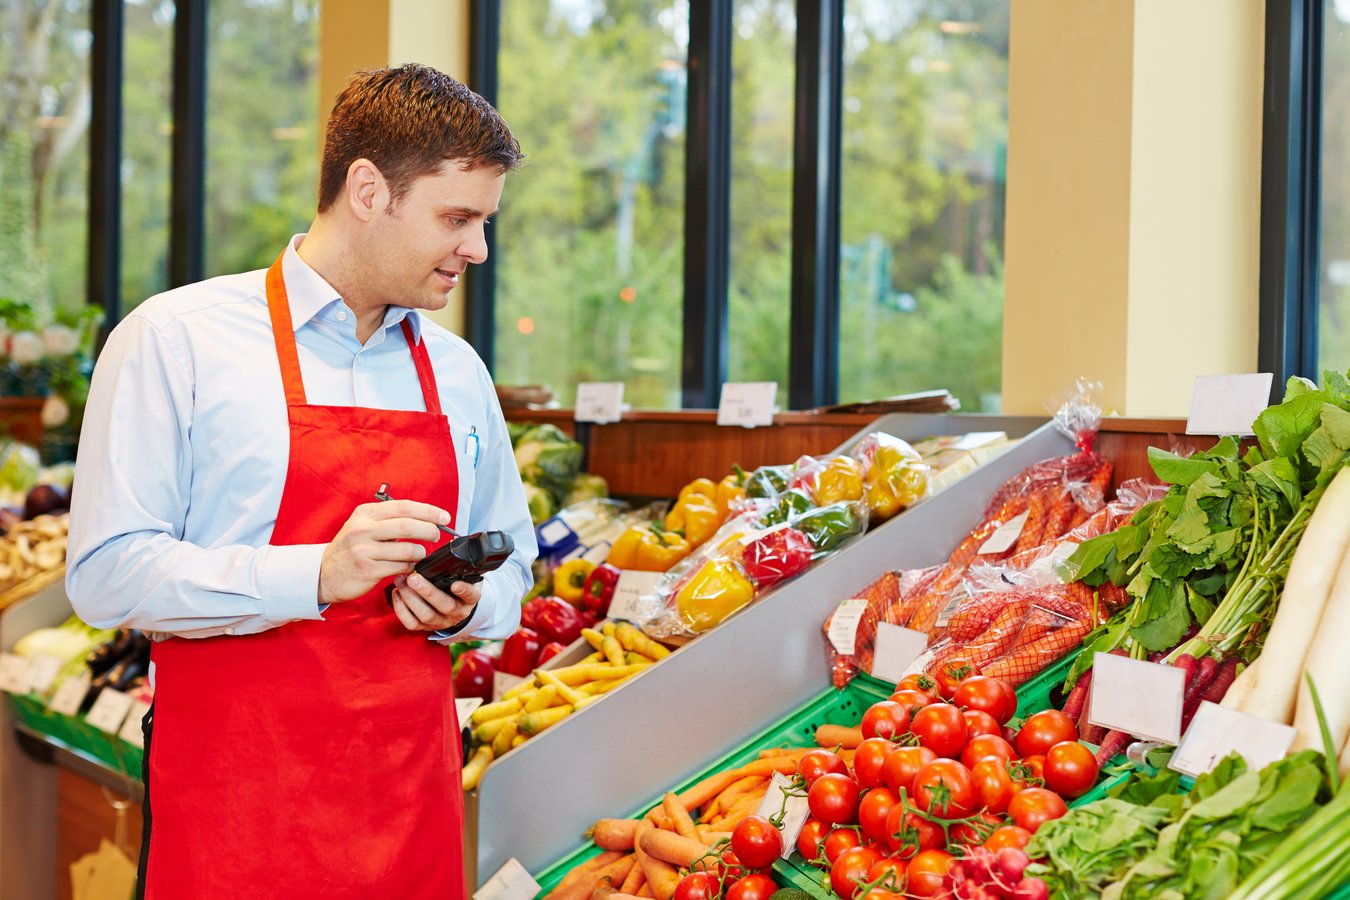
[1224,467,1350,723]
[1291,534,1350,751]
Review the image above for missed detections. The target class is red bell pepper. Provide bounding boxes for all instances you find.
[581,563,621,616]
[531,595,585,645]
[452,649,496,703]
[742,525,814,590]
[499,627,543,676]
[536,641,567,666]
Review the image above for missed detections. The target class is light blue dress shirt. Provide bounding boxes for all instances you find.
[66,236,535,643]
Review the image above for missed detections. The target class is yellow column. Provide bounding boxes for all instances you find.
[1002,0,1266,416]
[317,0,473,336]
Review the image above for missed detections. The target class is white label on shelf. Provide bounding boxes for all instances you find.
[85,689,135,735]
[951,431,1007,451]
[581,541,612,566]
[574,382,626,424]
[934,589,967,629]
[455,697,484,726]
[717,382,778,428]
[978,510,1030,555]
[474,857,541,900]
[1169,701,1296,777]
[118,700,152,749]
[48,676,90,716]
[753,772,811,860]
[492,672,526,703]
[1087,652,1186,744]
[1187,374,1274,436]
[870,623,930,684]
[536,518,575,548]
[0,653,30,694]
[607,570,664,624]
[827,599,869,655]
[25,654,64,694]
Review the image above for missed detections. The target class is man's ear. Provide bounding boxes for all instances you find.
[346,158,387,222]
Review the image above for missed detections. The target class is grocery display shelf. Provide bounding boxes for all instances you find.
[13,721,143,804]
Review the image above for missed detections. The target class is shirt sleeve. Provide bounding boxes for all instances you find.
[429,362,535,644]
[65,315,327,638]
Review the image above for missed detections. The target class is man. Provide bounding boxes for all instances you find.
[66,64,536,898]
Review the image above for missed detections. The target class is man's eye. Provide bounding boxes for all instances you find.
[449,218,468,228]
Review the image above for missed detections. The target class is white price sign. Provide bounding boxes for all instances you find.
[0,653,30,694]
[48,676,90,716]
[607,570,664,624]
[118,700,152,749]
[1087,652,1186,744]
[1187,374,1274,436]
[827,599,869,655]
[85,688,135,735]
[753,771,811,859]
[574,382,626,424]
[978,510,1030,555]
[25,654,64,694]
[455,696,484,726]
[474,858,541,900]
[492,672,526,703]
[717,382,778,428]
[1169,702,1296,777]
[869,623,930,684]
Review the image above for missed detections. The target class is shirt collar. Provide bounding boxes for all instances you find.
[280,235,423,342]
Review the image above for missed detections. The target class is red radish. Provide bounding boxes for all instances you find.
[995,847,1030,884]
[1094,730,1131,767]
[1011,876,1049,900]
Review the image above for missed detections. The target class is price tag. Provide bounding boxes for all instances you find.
[753,771,811,859]
[25,654,64,694]
[85,688,135,735]
[48,676,90,716]
[952,431,1007,451]
[0,653,30,694]
[1087,652,1185,744]
[978,510,1029,555]
[607,570,664,623]
[827,599,869,655]
[118,700,151,749]
[1187,373,1274,436]
[870,623,930,684]
[1169,702,1296,777]
[536,518,576,550]
[574,382,626,424]
[492,672,526,703]
[474,857,541,900]
[581,542,612,566]
[455,697,484,726]
[716,382,778,428]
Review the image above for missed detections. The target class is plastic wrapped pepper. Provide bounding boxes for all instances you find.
[580,563,620,616]
[664,492,721,548]
[742,525,814,590]
[744,464,791,499]
[715,465,749,520]
[760,488,814,526]
[816,455,865,505]
[677,477,718,503]
[794,502,866,557]
[864,441,930,520]
[553,558,595,606]
[675,557,756,632]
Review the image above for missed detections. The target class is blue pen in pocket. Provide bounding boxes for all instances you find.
[467,425,480,470]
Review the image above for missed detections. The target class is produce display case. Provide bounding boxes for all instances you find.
[472,414,1065,878]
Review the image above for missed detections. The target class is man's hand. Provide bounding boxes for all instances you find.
[318,500,450,605]
[390,574,480,633]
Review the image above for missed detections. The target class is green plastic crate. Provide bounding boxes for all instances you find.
[8,692,144,778]
[1012,649,1081,719]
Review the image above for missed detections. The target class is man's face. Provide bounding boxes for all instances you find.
[363,160,505,313]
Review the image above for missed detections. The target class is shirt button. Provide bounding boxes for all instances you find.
[225,628,235,635]
[335,309,348,322]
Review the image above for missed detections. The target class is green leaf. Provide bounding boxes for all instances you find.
[1322,368,1350,407]
[1132,580,1192,651]
[1284,375,1321,400]
[1166,505,1213,548]
[1187,585,1217,622]
[1249,763,1322,831]
[1249,457,1303,509]
[1253,391,1327,459]
[1209,435,1242,460]
[1186,771,1262,821]
[1111,767,1183,805]
[1192,754,1248,800]
[1148,447,1220,486]
[1059,531,1123,583]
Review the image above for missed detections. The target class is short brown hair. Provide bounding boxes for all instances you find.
[317,64,522,212]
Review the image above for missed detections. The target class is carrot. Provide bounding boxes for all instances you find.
[1200,658,1239,704]
[636,885,653,899]
[814,724,864,749]
[1061,667,1092,723]
[606,895,645,900]
[619,857,645,894]
[982,620,1092,687]
[717,794,764,832]
[587,819,638,852]
[696,826,732,845]
[545,857,636,900]
[1094,730,1131,767]
[637,852,681,900]
[705,775,765,817]
[556,852,626,893]
[637,829,709,866]
[756,746,810,760]
[660,793,697,839]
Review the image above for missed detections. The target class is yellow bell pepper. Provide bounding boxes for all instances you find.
[634,526,691,571]
[675,557,756,633]
[816,456,865,505]
[606,526,645,569]
[863,444,929,521]
[715,465,749,519]
[664,492,721,548]
[553,558,595,605]
[677,477,718,503]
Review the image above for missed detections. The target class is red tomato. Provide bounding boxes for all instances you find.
[1012,754,1046,791]
[910,703,969,758]
[797,748,850,787]
[905,849,955,898]
[1043,740,1100,799]
[853,738,896,789]
[1015,709,1078,758]
[885,806,945,857]
[882,745,937,794]
[673,873,719,900]
[857,889,902,900]
[888,688,933,716]
[953,675,1018,725]
[730,815,783,869]
[984,824,1033,852]
[962,708,1002,740]
[934,657,982,700]
[971,757,1016,814]
[857,786,899,843]
[860,700,911,742]
[961,734,1016,769]
[797,819,829,859]
[867,857,907,889]
[809,772,861,826]
[911,759,977,818]
[726,873,776,900]
[824,827,863,863]
[950,812,1003,848]
[1008,787,1069,833]
[830,846,881,900]
[897,673,940,704]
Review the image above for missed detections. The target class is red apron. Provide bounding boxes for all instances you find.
[140,254,466,898]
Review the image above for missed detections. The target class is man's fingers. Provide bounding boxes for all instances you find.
[365,540,427,564]
[365,517,444,545]
[364,499,451,526]
[395,587,445,628]
[390,594,426,631]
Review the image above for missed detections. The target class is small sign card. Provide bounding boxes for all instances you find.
[25,654,65,694]
[753,771,811,859]
[717,382,778,428]
[1169,701,1296,777]
[978,510,1029,555]
[492,672,526,704]
[870,623,930,684]
[608,570,664,623]
[455,697,484,726]
[827,599,869,655]
[473,858,541,900]
[85,689,135,735]
[1087,652,1185,744]
[574,382,626,424]
[0,653,30,694]
[48,676,91,716]
[118,700,152,749]
[1187,374,1274,436]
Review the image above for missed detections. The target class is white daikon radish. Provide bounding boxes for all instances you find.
[1340,731,1350,778]
[1292,536,1350,751]
[1225,467,1350,723]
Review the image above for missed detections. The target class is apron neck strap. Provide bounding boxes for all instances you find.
[265,251,444,415]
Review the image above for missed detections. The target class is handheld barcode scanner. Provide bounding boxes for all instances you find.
[375,484,515,602]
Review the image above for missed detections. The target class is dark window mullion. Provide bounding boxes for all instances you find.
[89,0,125,332]
[788,0,842,410]
[169,0,207,288]
[466,0,500,371]
[682,0,733,409]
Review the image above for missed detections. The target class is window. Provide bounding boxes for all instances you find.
[1322,0,1350,371]
[837,3,1008,412]
[204,0,320,277]
[494,0,688,409]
